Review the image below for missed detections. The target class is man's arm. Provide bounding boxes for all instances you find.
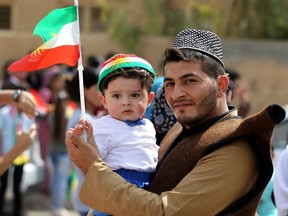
[0,125,36,175]
[66,131,257,216]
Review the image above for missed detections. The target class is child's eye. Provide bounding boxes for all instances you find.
[131,93,140,97]
[112,94,120,98]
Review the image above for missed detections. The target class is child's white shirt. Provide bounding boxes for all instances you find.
[92,115,158,172]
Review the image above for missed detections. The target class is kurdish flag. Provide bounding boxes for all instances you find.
[8,6,80,72]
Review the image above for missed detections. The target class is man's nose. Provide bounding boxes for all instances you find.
[172,85,186,99]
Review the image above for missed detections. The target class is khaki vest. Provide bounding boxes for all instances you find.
[148,105,285,216]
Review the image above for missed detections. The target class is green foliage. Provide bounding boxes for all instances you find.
[162,9,186,35]
[187,4,214,30]
[217,0,288,39]
[143,0,163,35]
[99,0,288,46]
[266,0,288,39]
[160,2,215,36]
[98,0,217,51]
[108,10,140,53]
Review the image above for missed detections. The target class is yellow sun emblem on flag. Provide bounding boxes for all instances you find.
[31,44,46,57]
[30,31,57,57]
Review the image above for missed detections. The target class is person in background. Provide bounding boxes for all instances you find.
[225,68,251,117]
[0,59,14,89]
[66,29,283,215]
[104,51,117,61]
[225,77,235,106]
[0,89,36,118]
[86,55,104,75]
[257,147,278,216]
[75,53,158,216]
[0,89,37,176]
[43,69,71,216]
[26,69,43,91]
[0,126,36,176]
[37,65,64,195]
[273,145,288,216]
[66,68,105,216]
[0,62,37,216]
[0,92,37,216]
[150,84,176,145]
[271,104,288,166]
[1,63,30,92]
[144,76,164,120]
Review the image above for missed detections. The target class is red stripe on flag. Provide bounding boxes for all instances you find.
[8,45,80,72]
[28,88,48,115]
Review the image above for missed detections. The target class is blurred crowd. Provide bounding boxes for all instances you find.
[0,52,110,216]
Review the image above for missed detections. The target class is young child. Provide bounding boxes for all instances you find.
[74,54,159,216]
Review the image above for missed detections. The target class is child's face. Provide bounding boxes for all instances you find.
[99,77,154,121]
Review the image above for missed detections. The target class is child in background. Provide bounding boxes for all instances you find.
[73,54,158,216]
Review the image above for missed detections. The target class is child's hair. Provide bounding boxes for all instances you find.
[99,67,154,94]
[97,54,155,94]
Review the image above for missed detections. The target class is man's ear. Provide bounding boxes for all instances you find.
[98,94,107,109]
[216,75,229,98]
[147,92,155,108]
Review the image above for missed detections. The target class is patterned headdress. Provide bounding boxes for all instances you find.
[172,29,224,67]
[98,54,155,92]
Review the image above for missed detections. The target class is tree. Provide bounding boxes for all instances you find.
[96,0,288,52]
[217,0,288,39]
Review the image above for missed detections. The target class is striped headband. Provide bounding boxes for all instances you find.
[98,54,155,92]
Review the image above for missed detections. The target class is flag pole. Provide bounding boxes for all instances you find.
[74,0,87,141]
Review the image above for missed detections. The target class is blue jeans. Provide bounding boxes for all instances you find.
[79,211,89,216]
[50,152,70,209]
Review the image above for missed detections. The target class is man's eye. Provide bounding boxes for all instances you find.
[186,79,196,84]
[165,82,174,88]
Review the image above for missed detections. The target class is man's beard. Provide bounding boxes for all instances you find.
[176,87,217,127]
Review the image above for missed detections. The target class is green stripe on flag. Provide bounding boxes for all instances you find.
[33,6,77,43]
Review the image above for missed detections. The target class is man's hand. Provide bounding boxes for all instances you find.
[65,129,100,174]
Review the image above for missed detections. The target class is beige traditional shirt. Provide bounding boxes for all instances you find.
[80,139,257,216]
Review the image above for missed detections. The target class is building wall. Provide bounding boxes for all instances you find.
[223,40,288,115]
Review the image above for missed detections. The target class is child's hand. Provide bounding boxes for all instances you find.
[75,118,97,148]
[77,118,93,136]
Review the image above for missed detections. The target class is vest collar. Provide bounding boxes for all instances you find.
[181,106,239,138]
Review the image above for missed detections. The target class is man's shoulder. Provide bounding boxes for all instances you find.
[217,138,254,156]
